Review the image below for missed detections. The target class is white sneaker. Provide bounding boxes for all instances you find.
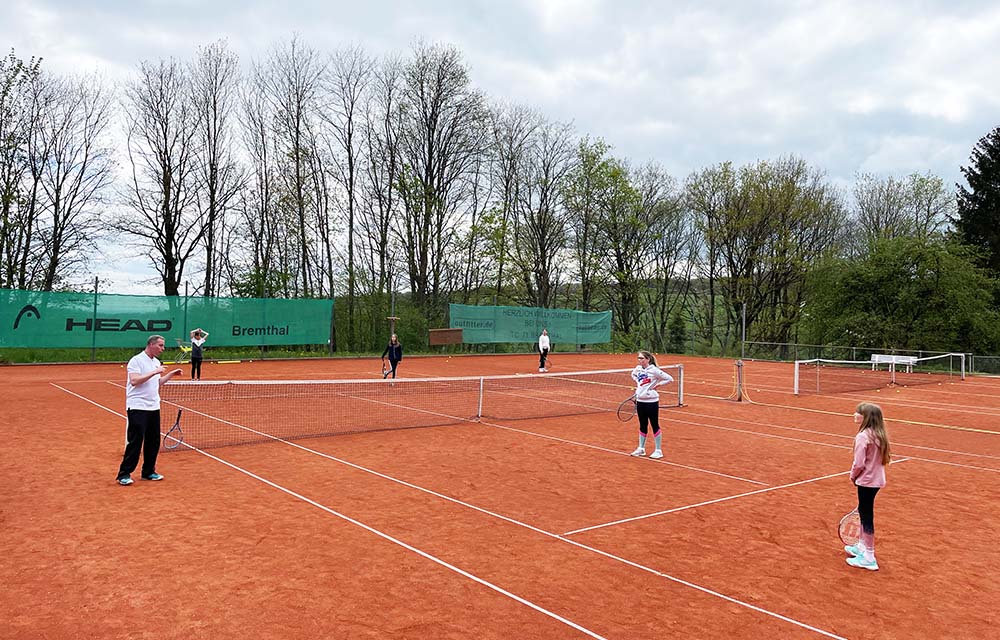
[650,449,663,459]
[630,447,645,457]
[846,555,879,571]
[539,368,544,372]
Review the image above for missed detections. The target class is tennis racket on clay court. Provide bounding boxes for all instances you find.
[616,394,637,422]
[163,409,184,450]
[839,508,862,545]
[381,358,388,379]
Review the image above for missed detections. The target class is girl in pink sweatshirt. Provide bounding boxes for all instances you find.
[846,402,891,571]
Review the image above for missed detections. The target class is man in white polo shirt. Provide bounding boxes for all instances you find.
[116,335,183,486]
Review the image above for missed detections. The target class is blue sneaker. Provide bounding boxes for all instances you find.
[846,555,879,571]
[141,473,164,481]
[844,543,865,557]
[117,476,134,486]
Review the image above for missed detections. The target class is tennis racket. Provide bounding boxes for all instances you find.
[381,358,388,379]
[616,395,637,422]
[163,410,184,450]
[544,352,553,370]
[838,509,862,545]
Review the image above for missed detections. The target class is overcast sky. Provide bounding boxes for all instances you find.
[5,0,1000,294]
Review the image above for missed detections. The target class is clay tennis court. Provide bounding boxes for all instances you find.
[2,354,998,638]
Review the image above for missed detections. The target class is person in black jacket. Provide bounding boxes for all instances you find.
[381,334,403,379]
[189,328,209,380]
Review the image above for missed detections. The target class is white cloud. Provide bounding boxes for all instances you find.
[3,0,998,292]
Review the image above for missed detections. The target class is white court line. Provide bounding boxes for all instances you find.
[665,412,1000,474]
[564,458,913,536]
[50,384,607,640]
[56,383,846,639]
[478,420,767,486]
[679,409,1000,463]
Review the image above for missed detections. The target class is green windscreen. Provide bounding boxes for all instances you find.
[449,304,611,344]
[1,289,333,348]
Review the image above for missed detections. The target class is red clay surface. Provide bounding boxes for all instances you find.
[2,353,998,638]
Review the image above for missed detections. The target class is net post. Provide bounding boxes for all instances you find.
[793,360,800,395]
[677,363,684,406]
[960,353,966,380]
[477,376,484,418]
[734,359,744,402]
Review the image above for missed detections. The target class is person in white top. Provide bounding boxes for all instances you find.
[629,350,674,460]
[189,327,210,380]
[115,335,183,486]
[537,328,551,372]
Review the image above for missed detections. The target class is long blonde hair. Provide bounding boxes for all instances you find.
[638,350,657,366]
[856,402,891,465]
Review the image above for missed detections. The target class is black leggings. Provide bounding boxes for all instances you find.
[387,359,399,379]
[856,485,880,535]
[637,400,660,436]
[191,357,202,379]
[539,349,548,369]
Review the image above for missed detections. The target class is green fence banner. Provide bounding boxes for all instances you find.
[1,289,334,348]
[449,304,612,345]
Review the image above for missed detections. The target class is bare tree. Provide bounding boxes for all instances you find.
[190,40,244,297]
[489,102,539,300]
[449,141,495,304]
[0,50,42,288]
[633,164,693,351]
[686,162,746,351]
[852,172,912,250]
[322,45,372,347]
[511,119,574,307]
[231,68,282,297]
[118,58,203,296]
[9,62,54,289]
[37,73,115,290]
[396,42,488,315]
[257,36,326,297]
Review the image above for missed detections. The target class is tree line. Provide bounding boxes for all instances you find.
[2,41,999,355]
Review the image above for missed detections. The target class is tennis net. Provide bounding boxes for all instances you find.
[160,365,684,451]
[793,353,965,395]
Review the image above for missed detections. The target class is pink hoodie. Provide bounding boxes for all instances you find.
[850,429,886,488]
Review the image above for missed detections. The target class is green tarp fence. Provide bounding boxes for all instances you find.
[449,304,612,345]
[1,289,334,348]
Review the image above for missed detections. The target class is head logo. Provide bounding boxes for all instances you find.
[13,304,41,329]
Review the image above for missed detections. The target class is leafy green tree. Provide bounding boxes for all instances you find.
[803,237,1000,352]
[667,310,687,353]
[955,126,1000,273]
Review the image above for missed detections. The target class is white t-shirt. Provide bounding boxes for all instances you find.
[631,364,674,403]
[126,351,162,410]
[538,334,550,351]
